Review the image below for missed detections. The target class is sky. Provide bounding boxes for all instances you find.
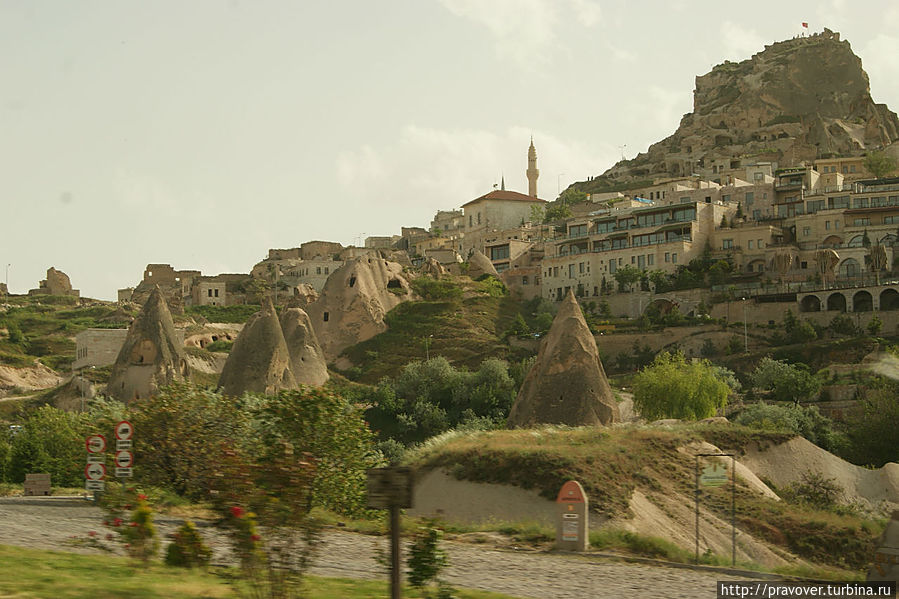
[3,0,899,300]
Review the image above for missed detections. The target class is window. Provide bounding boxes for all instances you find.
[553,267,559,277]
[835,220,840,230]
[214,288,219,297]
[637,255,645,268]
[490,246,510,261]
[748,240,754,249]
[672,253,678,264]
[469,215,472,227]
[850,165,856,173]
[745,192,754,204]
[665,252,670,262]
[802,227,810,237]
[842,166,848,174]
[477,212,481,225]
[853,197,869,209]
[758,239,764,248]
[324,267,329,274]
[208,289,213,297]
[569,224,587,237]
[825,221,831,230]
[752,209,761,220]
[853,218,871,226]
[569,264,575,278]
[522,276,529,285]
[631,256,635,264]
[316,267,321,274]
[722,239,734,249]
[579,262,584,274]
[647,254,654,265]
[323,312,329,322]
[609,261,616,274]
[885,215,899,225]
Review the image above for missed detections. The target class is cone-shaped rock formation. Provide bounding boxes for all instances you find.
[508,289,619,427]
[306,256,413,360]
[280,307,329,387]
[218,298,297,396]
[107,286,189,402]
[467,250,500,279]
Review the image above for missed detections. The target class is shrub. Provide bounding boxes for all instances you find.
[165,521,212,568]
[787,471,844,510]
[411,278,463,301]
[734,402,842,451]
[843,384,899,467]
[204,340,233,353]
[750,358,820,404]
[8,406,88,486]
[407,518,454,597]
[829,314,859,336]
[101,487,159,562]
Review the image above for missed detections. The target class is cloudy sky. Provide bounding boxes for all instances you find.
[3,0,899,299]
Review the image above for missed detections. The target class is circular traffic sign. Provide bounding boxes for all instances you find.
[85,462,106,481]
[115,420,133,441]
[114,451,133,468]
[85,435,107,454]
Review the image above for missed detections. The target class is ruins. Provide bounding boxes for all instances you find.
[28,267,79,298]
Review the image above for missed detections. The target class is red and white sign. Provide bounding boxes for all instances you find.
[115,420,133,441]
[85,462,106,481]
[556,480,586,504]
[85,435,107,454]
[114,451,133,469]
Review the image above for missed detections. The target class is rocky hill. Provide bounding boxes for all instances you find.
[583,29,899,191]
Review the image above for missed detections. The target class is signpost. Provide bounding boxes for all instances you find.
[556,480,589,552]
[367,467,414,599]
[115,421,134,478]
[695,453,736,566]
[85,435,106,494]
[86,435,106,454]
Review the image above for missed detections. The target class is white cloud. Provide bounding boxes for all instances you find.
[334,125,618,236]
[437,0,601,68]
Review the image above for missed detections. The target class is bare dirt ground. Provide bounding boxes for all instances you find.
[0,496,746,599]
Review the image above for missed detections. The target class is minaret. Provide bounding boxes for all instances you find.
[527,137,539,198]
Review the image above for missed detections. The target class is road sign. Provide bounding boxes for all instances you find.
[85,480,105,491]
[366,467,413,509]
[115,420,133,441]
[85,435,106,454]
[86,454,106,464]
[115,467,133,478]
[700,463,728,487]
[85,463,106,481]
[116,439,132,451]
[114,451,133,468]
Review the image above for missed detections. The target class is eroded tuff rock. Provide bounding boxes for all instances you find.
[508,289,619,427]
[467,250,500,280]
[107,286,189,402]
[305,256,413,360]
[218,298,297,396]
[587,30,899,187]
[421,257,448,278]
[280,307,329,387]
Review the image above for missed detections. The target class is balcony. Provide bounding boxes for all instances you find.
[775,181,804,191]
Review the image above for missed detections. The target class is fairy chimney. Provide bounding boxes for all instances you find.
[280,307,329,387]
[218,298,297,396]
[306,256,413,360]
[508,289,619,427]
[107,286,189,402]
[467,250,500,279]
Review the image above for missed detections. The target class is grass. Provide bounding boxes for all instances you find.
[0,545,523,598]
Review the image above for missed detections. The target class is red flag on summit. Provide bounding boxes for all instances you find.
[802,22,808,28]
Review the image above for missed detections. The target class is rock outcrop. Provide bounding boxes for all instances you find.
[421,257,448,278]
[280,307,329,387]
[218,299,297,396]
[107,286,189,402]
[467,250,500,280]
[508,290,619,427]
[584,30,899,188]
[306,256,414,360]
[289,283,319,309]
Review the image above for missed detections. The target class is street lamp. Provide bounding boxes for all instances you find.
[742,298,748,353]
[424,335,433,361]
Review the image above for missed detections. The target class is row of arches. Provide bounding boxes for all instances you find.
[799,288,899,312]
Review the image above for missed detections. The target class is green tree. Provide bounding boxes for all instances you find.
[127,383,251,499]
[863,150,897,179]
[259,387,382,516]
[632,352,729,420]
[529,204,545,223]
[613,265,642,292]
[8,406,88,486]
[843,383,899,467]
[867,314,883,336]
[750,357,820,404]
[543,202,572,222]
[734,402,842,452]
[783,309,817,344]
[557,188,588,205]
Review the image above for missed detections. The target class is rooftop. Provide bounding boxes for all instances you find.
[462,189,546,208]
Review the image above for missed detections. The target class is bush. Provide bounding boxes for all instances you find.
[411,278,463,301]
[787,471,844,510]
[843,384,899,467]
[632,352,729,420]
[407,518,452,595]
[185,304,260,324]
[204,340,233,353]
[829,314,859,337]
[164,521,212,568]
[750,358,820,404]
[734,402,842,451]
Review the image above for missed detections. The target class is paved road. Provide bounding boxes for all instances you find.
[0,497,745,598]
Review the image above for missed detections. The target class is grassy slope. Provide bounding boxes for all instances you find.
[407,425,884,572]
[340,278,530,384]
[0,295,135,371]
[0,545,522,599]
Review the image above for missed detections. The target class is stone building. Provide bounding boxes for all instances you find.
[28,267,79,298]
[73,328,130,371]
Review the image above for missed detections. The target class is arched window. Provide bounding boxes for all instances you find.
[847,235,865,248]
[839,258,860,278]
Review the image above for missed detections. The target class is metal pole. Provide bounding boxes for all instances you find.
[390,504,402,599]
[695,455,700,564]
[732,455,736,567]
[742,298,748,353]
